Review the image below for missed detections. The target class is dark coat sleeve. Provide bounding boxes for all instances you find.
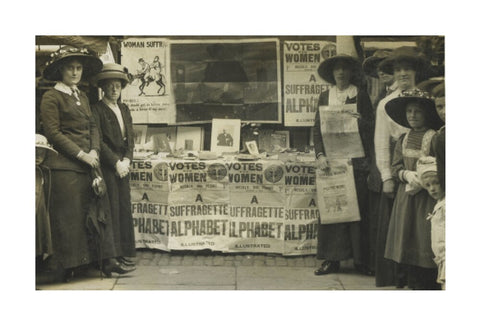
[313,90,329,157]
[121,103,135,162]
[391,133,406,182]
[356,88,375,162]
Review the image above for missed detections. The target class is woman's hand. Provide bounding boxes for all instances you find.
[315,155,330,171]
[78,151,99,168]
[115,160,130,178]
[382,179,395,198]
[346,111,361,119]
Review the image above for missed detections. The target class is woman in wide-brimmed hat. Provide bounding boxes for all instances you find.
[90,63,137,276]
[383,89,443,289]
[39,45,111,282]
[372,46,430,287]
[312,54,375,276]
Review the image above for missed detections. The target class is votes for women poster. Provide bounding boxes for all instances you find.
[283,40,335,126]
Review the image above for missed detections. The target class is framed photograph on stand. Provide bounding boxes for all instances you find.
[211,118,241,153]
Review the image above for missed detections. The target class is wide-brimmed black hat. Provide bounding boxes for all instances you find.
[43,45,103,81]
[378,46,428,75]
[385,89,444,130]
[90,62,130,88]
[362,50,392,78]
[317,54,361,85]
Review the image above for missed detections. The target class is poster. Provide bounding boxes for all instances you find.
[283,41,335,126]
[315,159,360,224]
[121,38,174,124]
[130,160,170,250]
[170,39,282,124]
[167,160,230,251]
[318,104,365,158]
[227,160,285,253]
[283,162,319,255]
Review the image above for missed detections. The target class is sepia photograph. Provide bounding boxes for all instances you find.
[14,2,479,324]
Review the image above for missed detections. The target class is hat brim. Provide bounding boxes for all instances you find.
[417,77,445,94]
[362,56,384,78]
[385,96,444,130]
[378,55,428,75]
[90,71,130,88]
[36,144,58,154]
[317,55,360,85]
[43,53,103,81]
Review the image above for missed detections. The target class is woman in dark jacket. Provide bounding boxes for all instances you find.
[312,54,375,275]
[40,47,133,281]
[91,63,137,268]
[40,46,105,280]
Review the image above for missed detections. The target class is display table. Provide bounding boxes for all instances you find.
[130,154,320,255]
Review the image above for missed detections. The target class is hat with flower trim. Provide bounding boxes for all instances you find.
[43,45,103,81]
[385,88,444,130]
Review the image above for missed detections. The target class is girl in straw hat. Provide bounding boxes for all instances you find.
[312,54,375,276]
[383,89,444,289]
[90,63,137,275]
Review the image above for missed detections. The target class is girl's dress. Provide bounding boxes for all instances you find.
[384,129,439,289]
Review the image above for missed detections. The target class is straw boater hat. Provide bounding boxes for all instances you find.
[90,62,130,88]
[431,82,445,98]
[362,50,392,78]
[317,54,361,85]
[43,45,103,81]
[417,77,445,94]
[385,89,444,130]
[35,134,57,154]
[378,46,428,75]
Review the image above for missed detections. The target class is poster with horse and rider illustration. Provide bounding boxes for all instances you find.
[121,37,175,124]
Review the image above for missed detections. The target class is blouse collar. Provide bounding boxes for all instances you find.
[54,82,79,96]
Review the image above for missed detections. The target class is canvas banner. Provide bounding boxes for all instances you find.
[167,160,230,250]
[226,160,285,253]
[121,38,174,124]
[283,162,319,255]
[130,160,169,250]
[283,41,335,126]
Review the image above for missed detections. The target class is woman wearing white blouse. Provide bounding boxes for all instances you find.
[372,46,428,287]
[91,63,137,276]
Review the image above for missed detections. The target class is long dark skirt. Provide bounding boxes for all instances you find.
[316,169,369,266]
[374,191,398,287]
[102,168,136,257]
[49,170,95,269]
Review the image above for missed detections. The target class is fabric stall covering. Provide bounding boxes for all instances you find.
[35,36,110,55]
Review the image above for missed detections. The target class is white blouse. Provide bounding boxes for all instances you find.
[102,99,126,138]
[374,88,409,182]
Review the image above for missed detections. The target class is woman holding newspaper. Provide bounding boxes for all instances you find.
[312,54,375,276]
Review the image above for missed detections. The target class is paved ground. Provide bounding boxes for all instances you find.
[35,249,398,290]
